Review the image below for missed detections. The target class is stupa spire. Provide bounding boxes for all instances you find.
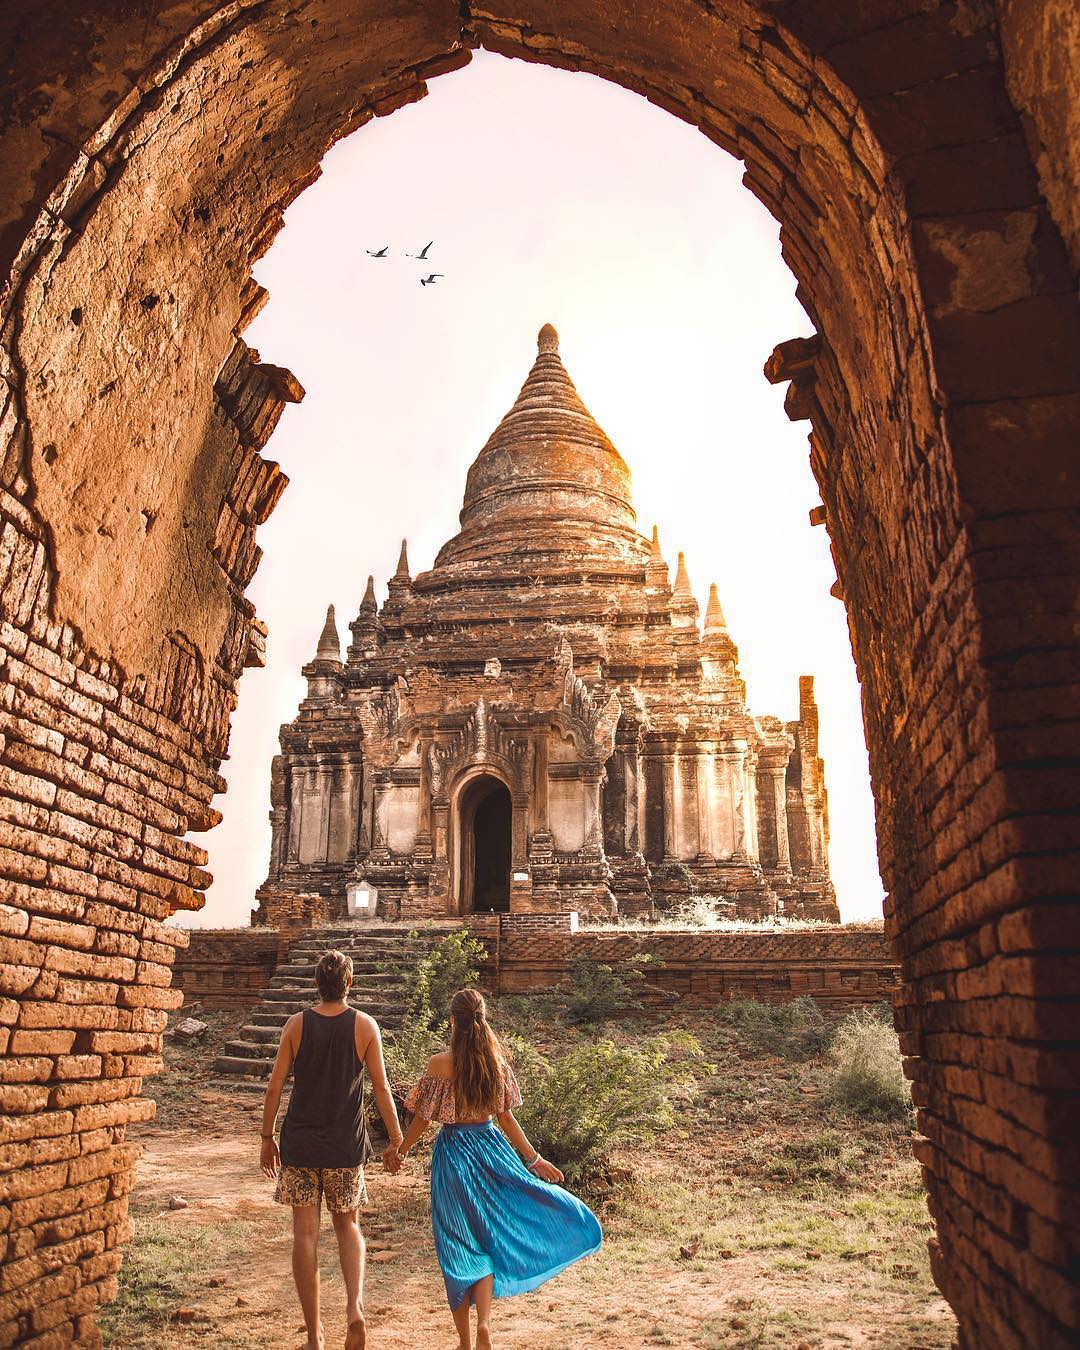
[315,604,341,662]
[359,574,377,615]
[446,323,637,554]
[393,539,410,581]
[673,551,693,598]
[704,583,727,633]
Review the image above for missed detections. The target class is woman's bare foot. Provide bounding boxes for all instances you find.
[476,1325,492,1350]
[344,1315,366,1349]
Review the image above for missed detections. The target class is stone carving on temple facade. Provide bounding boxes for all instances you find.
[255,325,838,925]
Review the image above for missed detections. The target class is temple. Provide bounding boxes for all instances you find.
[255,324,838,925]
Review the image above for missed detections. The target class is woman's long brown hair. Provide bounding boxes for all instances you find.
[449,988,506,1117]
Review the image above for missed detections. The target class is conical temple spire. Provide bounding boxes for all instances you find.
[393,539,410,581]
[673,551,693,599]
[451,323,636,544]
[315,604,341,661]
[359,574,377,614]
[649,524,662,560]
[704,583,727,633]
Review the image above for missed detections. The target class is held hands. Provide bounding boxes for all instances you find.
[382,1143,406,1175]
[260,1136,280,1181]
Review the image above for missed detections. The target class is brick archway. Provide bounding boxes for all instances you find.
[0,3,1077,1345]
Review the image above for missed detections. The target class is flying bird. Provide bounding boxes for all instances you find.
[408,241,434,260]
[366,246,389,258]
[420,273,445,286]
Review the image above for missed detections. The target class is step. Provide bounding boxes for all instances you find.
[213,1055,272,1078]
[223,1038,276,1060]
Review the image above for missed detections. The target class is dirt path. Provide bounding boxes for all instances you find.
[117,1084,956,1350]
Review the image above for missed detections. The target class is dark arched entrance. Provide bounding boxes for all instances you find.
[457,775,511,913]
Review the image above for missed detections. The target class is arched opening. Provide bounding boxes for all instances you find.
[455,774,512,914]
[0,5,1077,1347]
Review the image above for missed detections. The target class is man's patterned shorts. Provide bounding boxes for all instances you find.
[274,1165,368,1213]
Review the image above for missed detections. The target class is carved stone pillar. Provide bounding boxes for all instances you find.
[432,801,450,862]
[696,751,714,860]
[624,746,641,853]
[533,734,550,835]
[743,748,760,860]
[415,732,434,858]
[370,772,390,857]
[583,767,604,854]
[661,753,677,861]
[726,749,747,858]
[712,752,734,858]
[761,756,793,869]
[511,793,529,868]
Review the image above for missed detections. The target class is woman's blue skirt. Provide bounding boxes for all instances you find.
[430,1121,602,1310]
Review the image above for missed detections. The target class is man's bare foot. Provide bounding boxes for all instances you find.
[345,1315,366,1350]
[297,1320,325,1350]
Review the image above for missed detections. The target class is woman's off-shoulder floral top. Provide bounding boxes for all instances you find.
[404,1060,523,1124]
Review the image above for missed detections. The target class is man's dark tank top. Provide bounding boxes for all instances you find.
[280,1008,372,1169]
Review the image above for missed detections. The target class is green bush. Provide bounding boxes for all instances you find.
[400,930,488,1028]
[565,952,659,1024]
[384,931,485,1096]
[716,995,829,1061]
[509,1031,708,1184]
[825,1008,911,1122]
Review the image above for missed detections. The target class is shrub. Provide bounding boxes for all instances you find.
[825,1008,911,1121]
[565,952,659,1024]
[400,930,488,1030]
[422,929,488,1018]
[384,931,485,1096]
[716,996,829,1061]
[508,1031,708,1184]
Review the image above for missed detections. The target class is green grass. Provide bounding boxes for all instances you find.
[100,1208,254,1346]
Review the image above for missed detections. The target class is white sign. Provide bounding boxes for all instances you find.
[346,881,377,919]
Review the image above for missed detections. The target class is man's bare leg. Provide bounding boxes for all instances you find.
[332,1208,366,1348]
[451,1292,472,1350]
[292,1205,324,1349]
[473,1275,494,1350]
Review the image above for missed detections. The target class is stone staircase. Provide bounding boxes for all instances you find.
[212,923,460,1085]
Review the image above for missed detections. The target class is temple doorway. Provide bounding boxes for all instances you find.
[457,775,512,914]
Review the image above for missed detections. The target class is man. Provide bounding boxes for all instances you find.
[260,950,403,1350]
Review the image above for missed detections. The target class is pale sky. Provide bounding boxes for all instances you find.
[189,51,886,927]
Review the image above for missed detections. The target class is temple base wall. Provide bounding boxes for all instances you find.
[173,918,897,1014]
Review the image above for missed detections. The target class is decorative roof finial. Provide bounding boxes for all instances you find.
[673,551,693,598]
[537,323,559,354]
[649,524,662,559]
[315,604,341,661]
[359,575,376,614]
[394,539,410,580]
[704,583,727,633]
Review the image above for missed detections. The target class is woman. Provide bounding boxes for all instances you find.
[384,988,601,1350]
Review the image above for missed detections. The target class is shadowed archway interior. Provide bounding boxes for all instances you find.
[458,776,512,914]
[0,2,1077,1346]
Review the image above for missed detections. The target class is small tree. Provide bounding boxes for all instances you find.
[565,952,660,1024]
[509,1031,708,1184]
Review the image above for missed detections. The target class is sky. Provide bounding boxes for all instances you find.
[188,51,886,927]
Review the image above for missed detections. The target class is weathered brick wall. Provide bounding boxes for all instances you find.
[0,502,214,1345]
[170,929,282,1008]
[467,914,897,1010]
[0,2,1077,1347]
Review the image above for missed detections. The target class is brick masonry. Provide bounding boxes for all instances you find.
[171,929,284,1009]
[0,2,1077,1347]
[172,919,898,1013]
